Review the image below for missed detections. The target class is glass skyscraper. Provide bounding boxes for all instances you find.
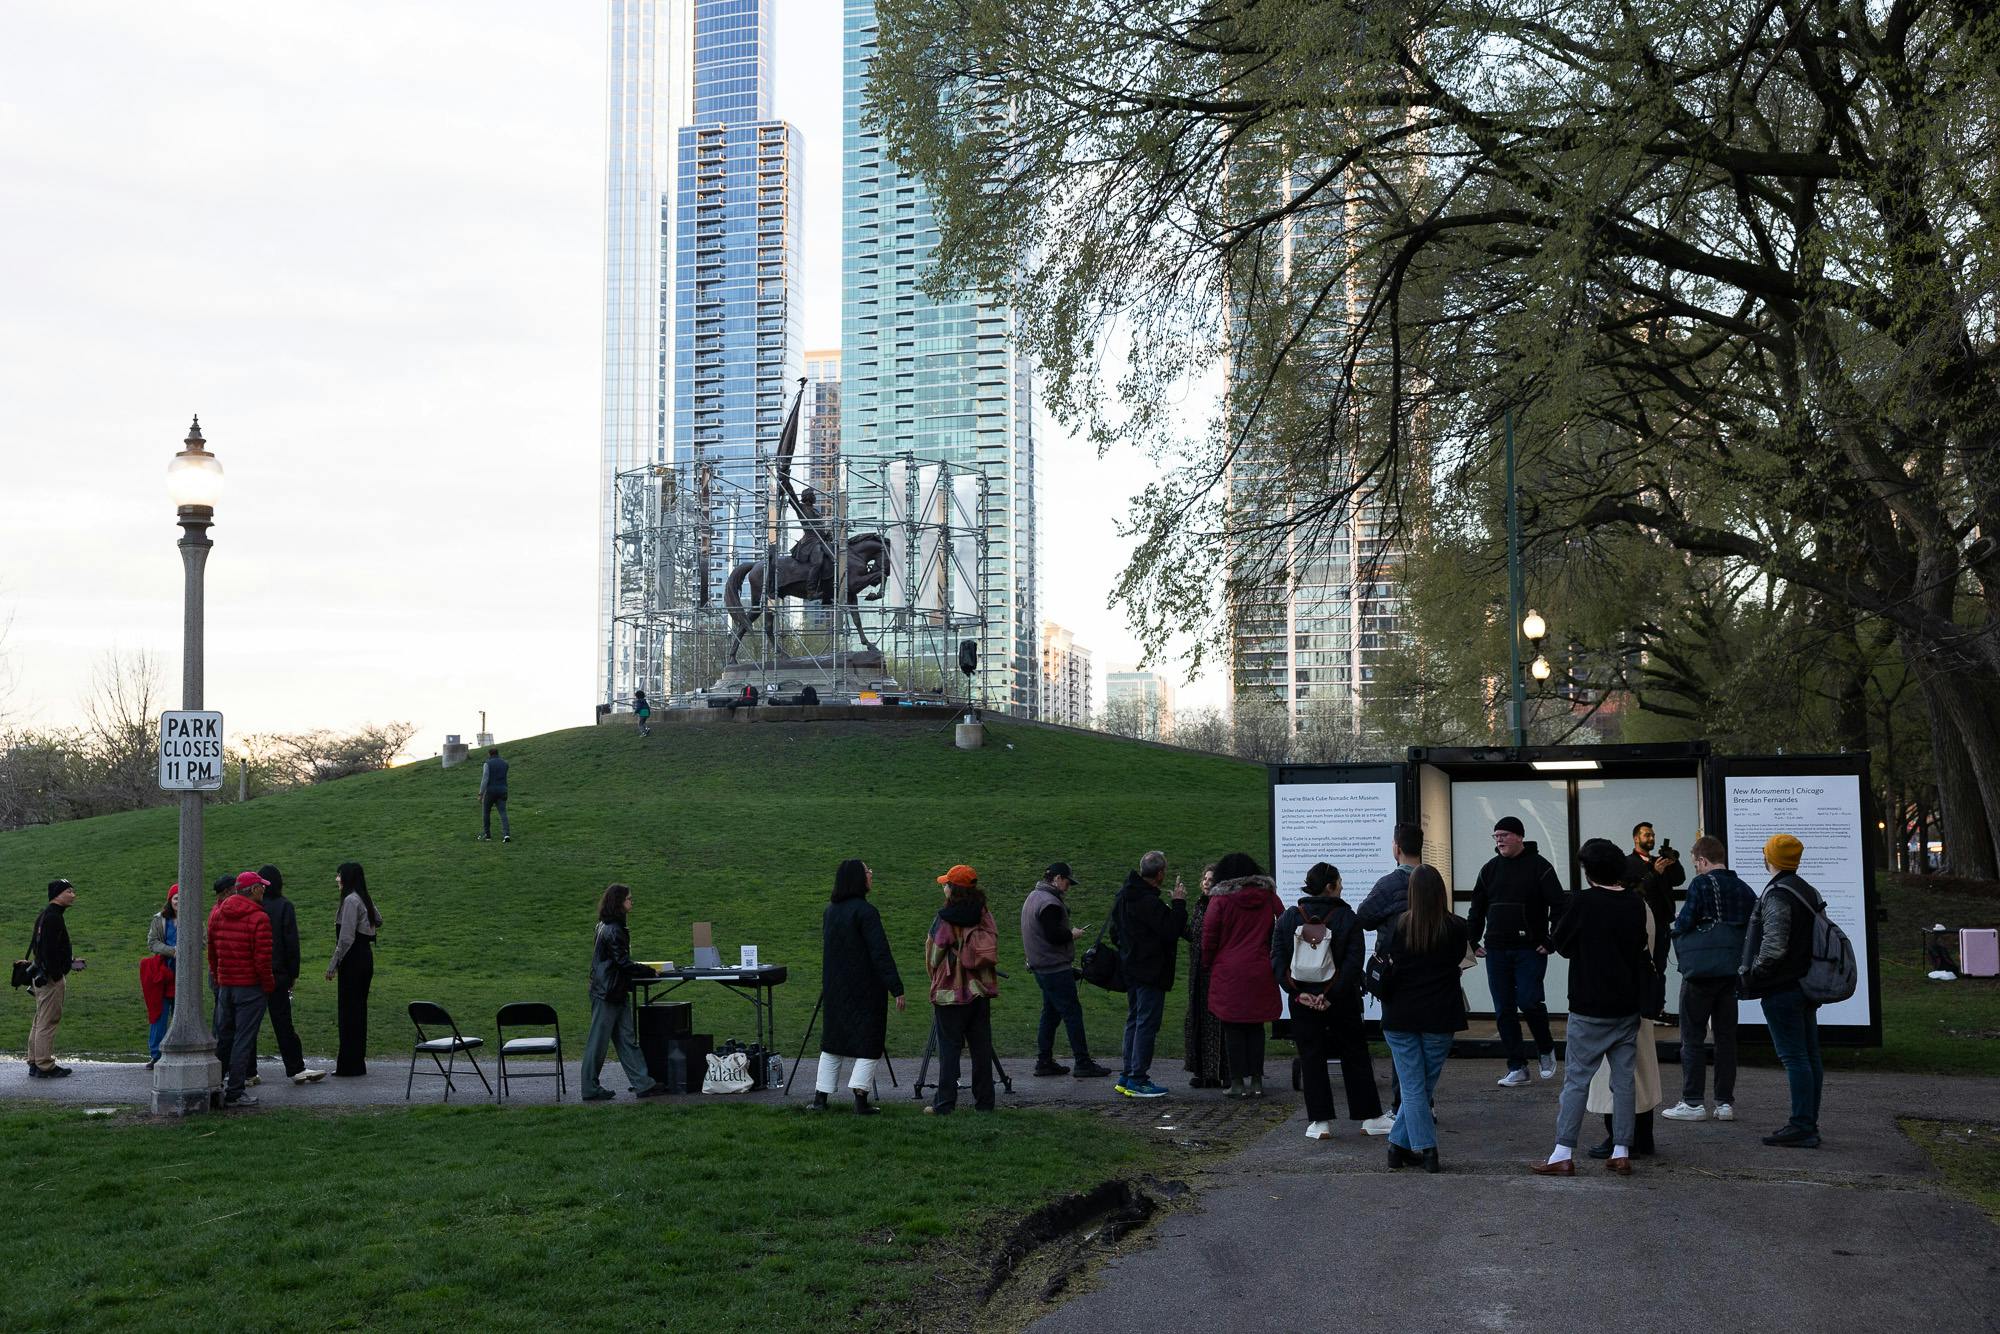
[671,0,801,489]
[599,0,689,705]
[841,0,1042,714]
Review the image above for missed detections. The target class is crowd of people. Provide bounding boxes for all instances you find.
[18,861,380,1102]
[806,820,1838,1170]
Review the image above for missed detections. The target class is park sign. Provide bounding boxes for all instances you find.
[159,710,225,791]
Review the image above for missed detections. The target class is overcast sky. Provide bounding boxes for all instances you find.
[0,0,1222,750]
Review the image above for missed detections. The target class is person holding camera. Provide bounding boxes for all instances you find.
[24,879,87,1078]
[1627,822,1686,1001]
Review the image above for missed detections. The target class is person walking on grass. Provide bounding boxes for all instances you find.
[143,886,178,1069]
[1022,861,1111,1079]
[1275,862,1391,1139]
[924,865,1001,1115]
[324,862,380,1077]
[812,859,906,1115]
[258,865,325,1085]
[478,746,511,843]
[633,689,652,737]
[1200,852,1283,1100]
[25,879,87,1079]
[1743,834,1829,1149]
[1112,850,1187,1099]
[1535,838,1651,1178]
[1468,816,1566,1088]
[1663,835,1755,1124]
[210,870,276,1108]
[1380,865,1468,1174]
[582,884,666,1101]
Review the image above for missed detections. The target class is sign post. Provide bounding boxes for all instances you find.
[159,710,226,792]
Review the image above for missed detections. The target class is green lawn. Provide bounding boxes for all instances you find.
[0,719,1269,1061]
[0,1101,1160,1332]
[1900,1117,2000,1224]
[1826,876,2000,1077]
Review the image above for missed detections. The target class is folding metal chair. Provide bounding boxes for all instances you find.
[406,1001,492,1102]
[496,1001,565,1102]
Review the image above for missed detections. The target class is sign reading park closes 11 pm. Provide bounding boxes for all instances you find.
[159,711,225,792]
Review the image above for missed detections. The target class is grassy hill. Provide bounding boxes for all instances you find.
[1,719,1270,1062]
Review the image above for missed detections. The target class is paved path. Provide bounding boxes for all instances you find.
[1027,1060,2000,1334]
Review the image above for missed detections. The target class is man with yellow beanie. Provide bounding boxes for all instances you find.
[1741,833,1827,1147]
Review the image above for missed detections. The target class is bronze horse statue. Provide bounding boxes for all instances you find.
[722,533,891,662]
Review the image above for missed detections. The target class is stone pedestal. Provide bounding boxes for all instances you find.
[709,651,899,702]
[955,721,985,750]
[441,733,469,769]
[150,1048,223,1116]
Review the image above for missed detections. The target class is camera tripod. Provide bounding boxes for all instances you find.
[911,1011,1012,1100]
[782,990,898,1098]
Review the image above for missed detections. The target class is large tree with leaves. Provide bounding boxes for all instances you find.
[868,0,2000,874]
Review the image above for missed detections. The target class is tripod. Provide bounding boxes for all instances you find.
[911,1011,1013,1100]
[782,990,897,1098]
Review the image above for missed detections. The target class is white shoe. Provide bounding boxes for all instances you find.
[1306,1120,1332,1140]
[1496,1067,1532,1088]
[1714,1103,1735,1121]
[1361,1114,1395,1136]
[292,1069,328,1085]
[1538,1053,1556,1080]
[1660,1100,1709,1121]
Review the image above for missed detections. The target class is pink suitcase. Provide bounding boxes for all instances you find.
[1962,928,2000,977]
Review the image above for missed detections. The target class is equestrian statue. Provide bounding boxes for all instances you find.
[723,381,890,662]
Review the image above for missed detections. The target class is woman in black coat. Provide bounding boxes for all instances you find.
[812,859,906,1114]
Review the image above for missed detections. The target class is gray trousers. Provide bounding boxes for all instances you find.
[1557,1013,1638,1149]
[582,996,654,1096]
[214,985,268,1094]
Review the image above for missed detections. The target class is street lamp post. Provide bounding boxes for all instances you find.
[152,417,225,1116]
[1504,409,1529,746]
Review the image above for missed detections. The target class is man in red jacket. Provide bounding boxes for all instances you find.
[209,870,277,1107]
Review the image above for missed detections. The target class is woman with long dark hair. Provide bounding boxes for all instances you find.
[1182,863,1228,1088]
[1380,864,1469,1173]
[324,861,381,1077]
[810,859,906,1114]
[583,883,664,1101]
[924,865,1000,1115]
[1200,851,1284,1098]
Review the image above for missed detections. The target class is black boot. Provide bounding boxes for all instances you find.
[1419,1147,1441,1174]
[1635,1110,1656,1157]
[853,1090,880,1116]
[807,1091,828,1111]
[1387,1142,1417,1169]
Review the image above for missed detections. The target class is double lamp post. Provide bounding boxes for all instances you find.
[151,417,225,1116]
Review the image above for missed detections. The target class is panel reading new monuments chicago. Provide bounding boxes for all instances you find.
[1724,773,1871,1028]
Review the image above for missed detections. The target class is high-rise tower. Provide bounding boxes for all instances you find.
[840,0,1042,714]
[599,0,691,705]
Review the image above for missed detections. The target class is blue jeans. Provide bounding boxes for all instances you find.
[1034,968,1091,1063]
[1121,985,1165,1083]
[1486,948,1554,1070]
[1762,986,1823,1133]
[1384,1030,1453,1151]
[148,999,174,1061]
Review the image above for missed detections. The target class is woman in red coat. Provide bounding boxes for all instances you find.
[1201,851,1284,1098]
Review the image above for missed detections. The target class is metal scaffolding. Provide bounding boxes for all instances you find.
[609,449,992,707]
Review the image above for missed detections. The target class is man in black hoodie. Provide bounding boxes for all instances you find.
[1626,821,1685,1010]
[1468,816,1566,1087]
[258,865,326,1085]
[1111,850,1186,1098]
[26,879,87,1078]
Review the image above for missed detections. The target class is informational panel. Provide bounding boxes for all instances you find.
[1270,767,1405,1023]
[1450,780,1572,1015]
[1577,775,1704,1015]
[1723,772,1873,1030]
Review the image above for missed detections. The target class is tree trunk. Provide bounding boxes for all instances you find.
[1905,647,2000,879]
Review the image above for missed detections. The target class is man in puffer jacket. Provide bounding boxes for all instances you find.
[209,870,277,1107]
[1741,834,1829,1148]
